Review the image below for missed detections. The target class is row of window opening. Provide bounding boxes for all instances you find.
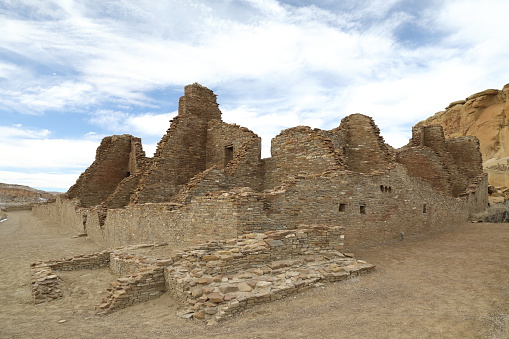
[339,203,428,214]
[339,203,366,214]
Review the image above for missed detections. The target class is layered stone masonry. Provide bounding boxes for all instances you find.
[30,250,112,304]
[163,226,374,323]
[97,264,167,313]
[30,226,374,323]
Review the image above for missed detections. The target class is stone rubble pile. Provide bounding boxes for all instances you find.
[30,263,63,304]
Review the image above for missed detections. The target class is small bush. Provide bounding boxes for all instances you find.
[474,201,509,223]
[0,211,7,221]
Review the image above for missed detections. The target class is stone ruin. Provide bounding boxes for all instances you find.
[32,83,488,322]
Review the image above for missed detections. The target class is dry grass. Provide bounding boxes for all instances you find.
[474,201,509,223]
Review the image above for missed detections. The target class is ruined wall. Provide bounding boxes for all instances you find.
[401,125,478,197]
[263,126,341,189]
[132,84,222,204]
[396,147,452,195]
[230,165,487,249]
[445,136,484,181]
[33,196,86,234]
[336,114,394,173]
[66,135,144,207]
[206,120,262,191]
[34,83,488,253]
[84,195,240,248]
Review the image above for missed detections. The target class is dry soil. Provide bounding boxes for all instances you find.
[1,211,508,339]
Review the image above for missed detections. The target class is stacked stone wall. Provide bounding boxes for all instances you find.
[33,195,86,234]
[405,125,477,197]
[66,135,141,207]
[132,116,209,203]
[83,195,240,248]
[257,165,484,248]
[102,173,144,209]
[396,147,452,195]
[205,120,262,191]
[264,126,339,189]
[338,114,394,173]
[36,158,487,250]
[30,250,112,303]
[446,136,484,180]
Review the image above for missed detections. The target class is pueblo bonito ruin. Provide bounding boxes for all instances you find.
[32,84,488,320]
[35,83,488,249]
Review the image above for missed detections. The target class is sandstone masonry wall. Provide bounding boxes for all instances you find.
[66,135,144,207]
[263,126,340,189]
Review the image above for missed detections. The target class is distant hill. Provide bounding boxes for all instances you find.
[0,183,58,211]
[418,84,509,190]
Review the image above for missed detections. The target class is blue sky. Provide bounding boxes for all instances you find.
[1,0,509,192]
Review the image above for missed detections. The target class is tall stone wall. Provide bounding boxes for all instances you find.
[263,126,341,189]
[132,84,225,204]
[66,135,144,207]
[337,114,394,173]
[396,147,452,195]
[400,125,480,197]
[446,136,484,180]
[36,165,487,250]
[256,165,486,248]
[206,120,262,191]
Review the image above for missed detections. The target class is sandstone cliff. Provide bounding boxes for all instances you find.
[0,183,57,211]
[418,83,509,190]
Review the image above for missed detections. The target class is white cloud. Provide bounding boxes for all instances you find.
[2,0,509,187]
[0,125,51,139]
[0,136,97,170]
[0,124,100,189]
[88,110,177,137]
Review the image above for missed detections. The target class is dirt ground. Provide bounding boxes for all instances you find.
[1,211,508,339]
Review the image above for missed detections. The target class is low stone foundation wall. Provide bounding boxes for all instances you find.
[30,250,112,303]
[97,265,167,313]
[30,226,374,323]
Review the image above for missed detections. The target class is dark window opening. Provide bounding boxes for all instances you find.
[380,185,384,192]
[224,145,234,167]
[126,171,131,177]
[388,186,392,193]
[263,201,271,210]
[339,203,346,212]
[423,203,427,213]
[360,205,366,214]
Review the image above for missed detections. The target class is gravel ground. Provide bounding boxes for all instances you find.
[1,211,508,339]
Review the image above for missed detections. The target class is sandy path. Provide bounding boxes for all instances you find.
[0,211,508,338]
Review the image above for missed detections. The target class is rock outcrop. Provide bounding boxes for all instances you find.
[418,83,509,191]
[0,183,57,211]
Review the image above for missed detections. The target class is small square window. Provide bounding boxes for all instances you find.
[339,203,346,212]
[360,205,366,214]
